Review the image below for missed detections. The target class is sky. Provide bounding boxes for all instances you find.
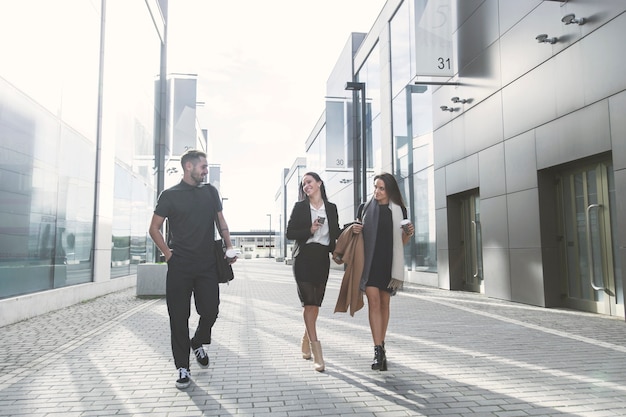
[166,0,387,231]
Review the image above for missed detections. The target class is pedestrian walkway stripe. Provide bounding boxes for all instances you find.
[0,298,161,390]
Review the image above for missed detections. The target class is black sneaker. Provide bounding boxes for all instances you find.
[192,344,209,368]
[176,367,191,389]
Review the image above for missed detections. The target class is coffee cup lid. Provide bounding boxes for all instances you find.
[225,248,240,258]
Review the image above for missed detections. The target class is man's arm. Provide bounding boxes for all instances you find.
[215,211,233,249]
[149,213,172,261]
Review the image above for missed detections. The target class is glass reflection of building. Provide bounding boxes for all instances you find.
[281,159,307,261]
[0,0,168,324]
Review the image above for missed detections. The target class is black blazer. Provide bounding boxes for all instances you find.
[286,199,341,258]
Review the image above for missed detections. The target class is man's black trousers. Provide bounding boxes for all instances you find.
[165,258,220,370]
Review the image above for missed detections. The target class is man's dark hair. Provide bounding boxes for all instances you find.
[180,149,207,169]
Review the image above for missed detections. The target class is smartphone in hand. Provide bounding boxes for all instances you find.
[317,216,325,224]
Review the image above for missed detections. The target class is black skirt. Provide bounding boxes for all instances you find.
[293,243,330,306]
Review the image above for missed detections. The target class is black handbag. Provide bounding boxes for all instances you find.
[206,184,234,284]
[214,239,234,284]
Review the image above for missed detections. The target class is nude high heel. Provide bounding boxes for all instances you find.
[301,332,311,360]
[310,340,325,372]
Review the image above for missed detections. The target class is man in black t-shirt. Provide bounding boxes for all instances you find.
[149,150,236,389]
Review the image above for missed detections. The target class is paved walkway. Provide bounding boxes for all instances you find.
[1,259,626,417]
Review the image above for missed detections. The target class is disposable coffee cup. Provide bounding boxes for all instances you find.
[225,248,240,259]
[400,219,411,234]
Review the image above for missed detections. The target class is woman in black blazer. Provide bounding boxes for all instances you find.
[286,172,341,372]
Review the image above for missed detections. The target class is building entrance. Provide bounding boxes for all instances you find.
[556,162,624,317]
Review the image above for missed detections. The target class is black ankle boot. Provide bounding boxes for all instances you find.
[371,345,387,371]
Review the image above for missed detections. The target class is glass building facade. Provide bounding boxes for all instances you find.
[389,0,437,273]
[0,0,167,325]
[105,0,162,278]
[0,1,102,298]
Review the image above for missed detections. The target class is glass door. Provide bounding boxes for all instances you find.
[557,162,623,317]
[461,193,483,293]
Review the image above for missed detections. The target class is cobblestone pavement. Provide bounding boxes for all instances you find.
[1,259,626,417]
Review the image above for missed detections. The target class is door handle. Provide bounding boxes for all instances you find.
[586,203,605,291]
[471,220,479,278]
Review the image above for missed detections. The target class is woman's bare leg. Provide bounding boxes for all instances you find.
[303,305,319,341]
[365,286,385,345]
[379,290,391,343]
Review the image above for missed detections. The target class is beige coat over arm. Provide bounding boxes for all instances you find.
[332,224,365,316]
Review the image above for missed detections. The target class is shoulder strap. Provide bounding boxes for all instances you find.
[199,184,219,209]
[201,184,222,232]
[357,199,372,221]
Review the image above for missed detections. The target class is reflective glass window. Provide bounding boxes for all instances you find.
[0,79,96,299]
[103,0,161,275]
[412,167,436,271]
[390,2,437,274]
[356,42,381,183]
[390,0,412,98]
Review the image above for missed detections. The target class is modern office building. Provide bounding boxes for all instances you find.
[285,0,626,319]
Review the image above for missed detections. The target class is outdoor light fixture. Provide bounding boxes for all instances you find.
[345,81,364,91]
[451,97,468,104]
[536,34,557,44]
[561,13,585,25]
[440,105,454,112]
[415,81,459,86]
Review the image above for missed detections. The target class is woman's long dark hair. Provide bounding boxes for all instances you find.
[299,172,328,202]
[374,172,406,208]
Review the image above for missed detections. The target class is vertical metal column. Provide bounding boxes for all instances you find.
[352,89,361,209]
[360,84,367,203]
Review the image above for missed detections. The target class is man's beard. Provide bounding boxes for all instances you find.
[191,172,205,185]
